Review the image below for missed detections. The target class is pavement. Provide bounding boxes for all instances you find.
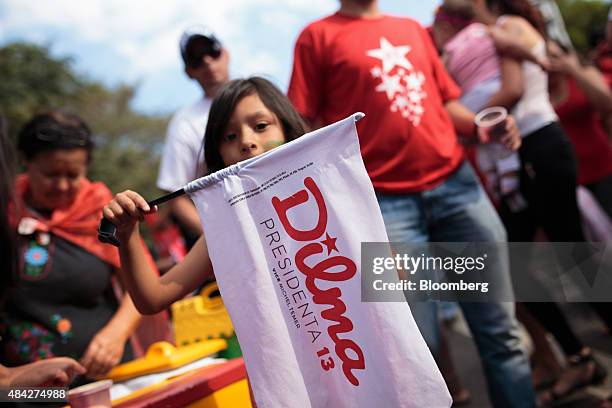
[444,303,612,407]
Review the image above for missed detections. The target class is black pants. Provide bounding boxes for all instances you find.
[500,122,583,242]
[500,122,610,356]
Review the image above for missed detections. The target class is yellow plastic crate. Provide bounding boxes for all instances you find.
[107,340,227,382]
[110,359,251,408]
[172,283,234,347]
[185,379,252,408]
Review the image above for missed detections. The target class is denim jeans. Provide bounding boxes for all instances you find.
[377,161,535,408]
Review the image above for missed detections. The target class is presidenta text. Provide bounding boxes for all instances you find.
[259,176,365,387]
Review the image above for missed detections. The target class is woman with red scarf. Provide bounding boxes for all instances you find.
[0,115,86,388]
[0,110,164,384]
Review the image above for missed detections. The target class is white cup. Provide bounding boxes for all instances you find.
[474,106,508,143]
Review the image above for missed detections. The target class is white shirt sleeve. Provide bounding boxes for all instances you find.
[156,113,203,192]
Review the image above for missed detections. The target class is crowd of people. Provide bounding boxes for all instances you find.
[1,0,611,407]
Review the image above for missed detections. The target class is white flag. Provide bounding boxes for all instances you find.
[186,113,451,408]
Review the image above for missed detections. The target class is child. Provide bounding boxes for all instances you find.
[432,0,525,209]
[102,77,306,318]
[106,76,456,407]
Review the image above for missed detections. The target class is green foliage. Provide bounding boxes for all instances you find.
[0,42,169,199]
[0,43,82,134]
[556,0,610,55]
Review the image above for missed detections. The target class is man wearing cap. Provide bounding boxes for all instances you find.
[157,27,229,247]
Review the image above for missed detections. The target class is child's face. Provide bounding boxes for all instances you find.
[219,93,286,167]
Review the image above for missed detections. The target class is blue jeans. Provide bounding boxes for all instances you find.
[377,161,535,408]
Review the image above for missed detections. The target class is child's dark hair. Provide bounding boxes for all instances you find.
[485,0,546,37]
[17,109,94,161]
[436,0,475,30]
[204,77,307,174]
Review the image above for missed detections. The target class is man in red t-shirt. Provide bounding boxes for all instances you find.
[288,1,534,407]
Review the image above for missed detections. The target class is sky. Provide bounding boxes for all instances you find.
[0,0,439,115]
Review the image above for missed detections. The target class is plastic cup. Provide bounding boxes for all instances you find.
[68,379,113,408]
[474,106,508,142]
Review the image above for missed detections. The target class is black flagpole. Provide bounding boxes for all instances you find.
[98,188,186,247]
[98,111,364,246]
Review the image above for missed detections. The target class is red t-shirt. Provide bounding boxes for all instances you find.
[555,76,612,185]
[595,43,612,85]
[288,13,464,194]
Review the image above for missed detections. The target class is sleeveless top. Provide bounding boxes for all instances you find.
[498,16,558,137]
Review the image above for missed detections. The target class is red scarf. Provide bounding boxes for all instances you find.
[16,174,121,268]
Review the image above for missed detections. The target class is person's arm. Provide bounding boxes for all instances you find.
[103,191,212,315]
[445,100,477,137]
[79,293,142,379]
[168,196,203,236]
[488,25,547,69]
[484,55,524,110]
[572,67,612,120]
[0,359,85,387]
[548,43,612,119]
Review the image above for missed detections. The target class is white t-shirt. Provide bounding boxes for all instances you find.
[157,97,212,192]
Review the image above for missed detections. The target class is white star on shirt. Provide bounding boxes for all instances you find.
[405,72,424,89]
[375,73,403,100]
[366,37,413,74]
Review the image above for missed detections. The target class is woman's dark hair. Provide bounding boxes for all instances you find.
[203,77,307,174]
[485,0,547,37]
[0,115,17,299]
[17,109,94,161]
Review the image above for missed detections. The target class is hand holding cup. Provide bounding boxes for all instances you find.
[474,106,521,151]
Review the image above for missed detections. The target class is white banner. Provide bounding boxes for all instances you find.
[186,113,450,408]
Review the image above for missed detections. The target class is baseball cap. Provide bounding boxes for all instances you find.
[180,26,222,67]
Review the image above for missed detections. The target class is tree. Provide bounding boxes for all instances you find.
[556,0,610,55]
[0,42,169,199]
[0,43,82,135]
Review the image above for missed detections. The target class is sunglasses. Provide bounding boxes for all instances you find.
[186,37,222,68]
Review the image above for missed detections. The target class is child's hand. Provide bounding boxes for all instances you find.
[102,190,156,239]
